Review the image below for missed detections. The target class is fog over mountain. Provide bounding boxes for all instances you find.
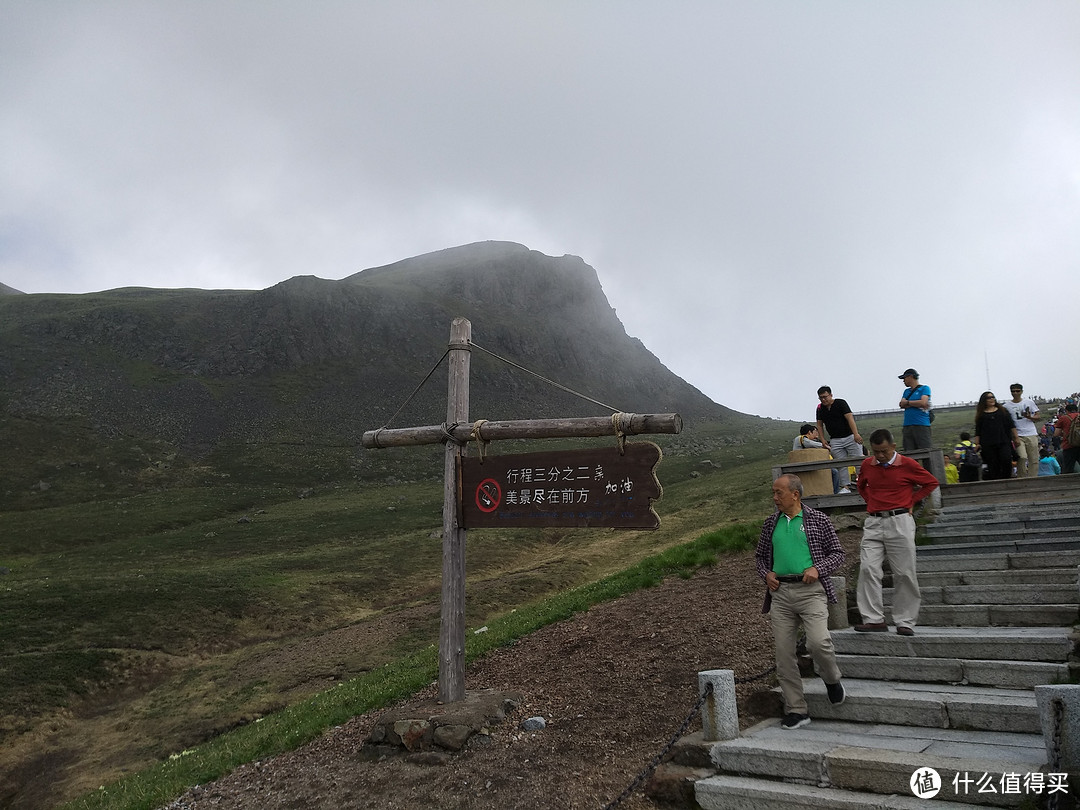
[0,242,760,504]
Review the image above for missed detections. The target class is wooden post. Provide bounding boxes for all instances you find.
[440,318,470,703]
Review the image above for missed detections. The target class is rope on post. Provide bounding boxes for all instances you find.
[470,419,490,462]
[612,412,627,455]
[441,422,467,446]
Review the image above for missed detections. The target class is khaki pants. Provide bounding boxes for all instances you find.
[1016,435,1040,478]
[768,580,842,714]
[858,513,920,629]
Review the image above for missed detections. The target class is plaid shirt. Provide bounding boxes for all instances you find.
[754,505,845,613]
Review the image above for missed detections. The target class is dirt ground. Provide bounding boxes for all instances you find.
[160,529,861,810]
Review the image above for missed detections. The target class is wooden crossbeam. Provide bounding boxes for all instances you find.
[362,412,682,449]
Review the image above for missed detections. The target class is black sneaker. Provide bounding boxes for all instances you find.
[781,712,811,730]
[825,680,846,705]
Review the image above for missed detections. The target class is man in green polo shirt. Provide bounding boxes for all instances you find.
[755,474,847,729]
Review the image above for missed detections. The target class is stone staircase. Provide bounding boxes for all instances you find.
[683,478,1080,808]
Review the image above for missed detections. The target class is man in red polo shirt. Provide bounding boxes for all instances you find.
[855,428,940,636]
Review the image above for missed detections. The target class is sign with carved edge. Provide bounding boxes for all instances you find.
[458,442,663,529]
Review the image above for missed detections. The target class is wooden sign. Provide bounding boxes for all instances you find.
[458,442,663,529]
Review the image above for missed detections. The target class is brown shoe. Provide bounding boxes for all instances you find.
[854,622,888,632]
[896,626,915,636]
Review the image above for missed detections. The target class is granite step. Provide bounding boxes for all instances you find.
[941,478,1080,507]
[915,537,1080,556]
[925,518,1080,538]
[918,526,1080,545]
[800,679,1040,733]
[915,549,1080,571]
[832,655,1076,689]
[697,774,992,809]
[699,719,1047,809]
[928,507,1080,527]
[908,568,1077,587]
[931,499,1080,520]
[883,583,1078,606]
[914,604,1079,628]
[831,627,1076,663]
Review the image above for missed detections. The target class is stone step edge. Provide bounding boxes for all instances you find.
[916,541,1080,556]
[937,494,1080,514]
[881,586,1078,606]
[709,723,1047,775]
[903,604,1080,627]
[914,550,1080,567]
[831,654,1076,689]
[831,632,1076,663]
[695,772,1004,810]
[897,570,1078,586]
[698,719,1048,807]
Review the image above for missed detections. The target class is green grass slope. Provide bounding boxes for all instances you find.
[1,407,984,810]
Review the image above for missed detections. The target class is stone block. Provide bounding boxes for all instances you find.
[823,745,913,794]
[964,659,1071,689]
[392,719,432,751]
[433,724,473,752]
[699,670,738,742]
[667,730,714,769]
[711,738,826,783]
[832,655,963,684]
[1036,684,1080,776]
[645,763,714,806]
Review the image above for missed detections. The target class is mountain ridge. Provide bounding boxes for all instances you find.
[0,242,751,507]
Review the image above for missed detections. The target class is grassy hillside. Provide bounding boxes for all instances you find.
[1,407,983,809]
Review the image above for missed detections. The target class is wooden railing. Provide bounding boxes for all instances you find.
[771,448,947,509]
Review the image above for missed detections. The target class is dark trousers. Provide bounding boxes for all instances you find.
[1062,447,1080,475]
[982,443,1013,480]
[902,424,932,452]
[958,464,980,483]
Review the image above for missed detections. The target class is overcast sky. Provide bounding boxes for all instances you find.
[2,1,1078,421]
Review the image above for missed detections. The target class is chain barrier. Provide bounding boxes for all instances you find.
[601,664,780,810]
[601,682,714,810]
[735,664,776,684]
[1047,697,1064,810]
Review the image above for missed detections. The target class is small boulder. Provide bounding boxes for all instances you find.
[392,719,432,752]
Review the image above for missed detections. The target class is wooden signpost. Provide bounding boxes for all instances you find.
[362,317,681,703]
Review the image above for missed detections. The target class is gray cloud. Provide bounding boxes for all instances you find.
[2,1,1078,420]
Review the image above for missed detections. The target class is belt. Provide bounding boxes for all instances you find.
[868,509,909,517]
[775,575,805,584]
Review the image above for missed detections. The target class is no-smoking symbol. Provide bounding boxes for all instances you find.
[475,478,502,512]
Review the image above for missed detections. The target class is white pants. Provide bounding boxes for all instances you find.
[857,513,920,629]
